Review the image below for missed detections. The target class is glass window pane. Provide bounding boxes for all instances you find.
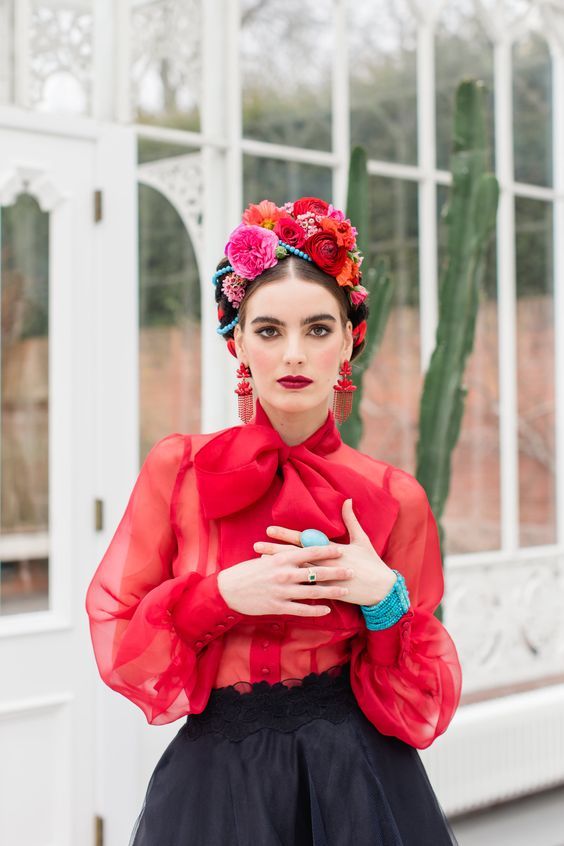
[349,0,417,165]
[435,3,494,172]
[131,0,201,131]
[358,177,420,470]
[437,186,501,554]
[513,34,552,187]
[0,194,49,615]
[241,0,332,151]
[243,156,332,208]
[138,137,196,165]
[138,173,201,456]
[29,0,94,115]
[0,1,15,104]
[515,197,555,546]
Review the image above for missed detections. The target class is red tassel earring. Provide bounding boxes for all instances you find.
[235,362,254,424]
[332,359,356,424]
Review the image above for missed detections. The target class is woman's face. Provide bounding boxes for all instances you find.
[234,275,353,415]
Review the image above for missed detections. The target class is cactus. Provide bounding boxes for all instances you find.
[339,146,396,446]
[342,81,498,621]
[415,79,499,588]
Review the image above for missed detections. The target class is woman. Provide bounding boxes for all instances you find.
[85,196,462,845]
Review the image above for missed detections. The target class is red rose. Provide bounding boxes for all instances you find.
[304,231,348,275]
[273,215,307,248]
[293,196,330,217]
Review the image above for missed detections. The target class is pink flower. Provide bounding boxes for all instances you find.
[349,285,368,306]
[225,223,279,280]
[274,215,307,248]
[222,273,247,308]
[242,200,285,229]
[295,212,322,239]
[327,204,345,222]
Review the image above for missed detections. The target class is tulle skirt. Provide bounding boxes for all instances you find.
[128,661,458,846]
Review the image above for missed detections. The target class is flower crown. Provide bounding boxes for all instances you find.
[212,196,369,344]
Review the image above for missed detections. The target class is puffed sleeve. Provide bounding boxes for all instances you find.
[84,433,245,725]
[349,468,463,749]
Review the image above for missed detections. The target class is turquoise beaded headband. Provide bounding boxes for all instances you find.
[213,197,369,336]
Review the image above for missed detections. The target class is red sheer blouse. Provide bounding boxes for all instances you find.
[85,398,462,749]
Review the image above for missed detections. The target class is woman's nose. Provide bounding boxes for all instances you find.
[283,346,305,364]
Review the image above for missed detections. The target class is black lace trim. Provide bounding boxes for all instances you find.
[182,662,357,743]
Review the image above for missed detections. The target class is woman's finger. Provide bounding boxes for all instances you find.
[291,565,353,582]
[255,541,342,560]
[278,602,332,617]
[265,525,302,545]
[288,583,349,599]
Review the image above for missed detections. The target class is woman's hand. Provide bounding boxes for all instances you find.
[217,542,354,618]
[256,498,397,607]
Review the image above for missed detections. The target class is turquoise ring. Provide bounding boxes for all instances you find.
[299,529,330,548]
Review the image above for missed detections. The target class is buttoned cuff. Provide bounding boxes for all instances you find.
[170,571,245,652]
[364,608,414,666]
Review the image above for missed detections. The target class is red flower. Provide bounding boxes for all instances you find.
[352,319,367,347]
[293,196,330,217]
[304,231,348,276]
[274,215,307,248]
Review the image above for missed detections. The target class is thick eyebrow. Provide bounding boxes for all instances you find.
[250,313,337,327]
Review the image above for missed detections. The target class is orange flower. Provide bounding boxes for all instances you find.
[242,200,285,230]
[319,217,356,250]
[336,256,361,287]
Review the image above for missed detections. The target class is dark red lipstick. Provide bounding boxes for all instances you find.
[277,375,313,389]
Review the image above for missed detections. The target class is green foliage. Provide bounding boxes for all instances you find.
[415,79,499,570]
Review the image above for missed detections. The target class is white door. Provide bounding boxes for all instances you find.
[0,108,137,846]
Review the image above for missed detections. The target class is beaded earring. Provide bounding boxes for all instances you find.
[332,360,356,424]
[235,362,254,424]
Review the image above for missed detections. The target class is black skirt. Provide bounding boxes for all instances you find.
[128,661,459,846]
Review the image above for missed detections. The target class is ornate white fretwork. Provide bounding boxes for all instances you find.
[0,163,67,210]
[29,3,93,112]
[446,552,564,694]
[131,0,202,118]
[137,151,203,252]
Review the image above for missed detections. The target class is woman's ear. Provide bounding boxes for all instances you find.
[233,325,245,360]
[343,320,354,360]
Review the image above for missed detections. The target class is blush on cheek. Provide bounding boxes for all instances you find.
[248,346,276,380]
[317,348,340,374]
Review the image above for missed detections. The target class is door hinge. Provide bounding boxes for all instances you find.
[94,815,104,846]
[94,498,104,531]
[93,189,103,223]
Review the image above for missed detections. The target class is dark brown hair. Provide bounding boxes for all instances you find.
[214,254,369,361]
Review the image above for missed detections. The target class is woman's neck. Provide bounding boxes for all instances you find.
[257,398,330,446]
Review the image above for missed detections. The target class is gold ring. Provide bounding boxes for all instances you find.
[307,567,317,583]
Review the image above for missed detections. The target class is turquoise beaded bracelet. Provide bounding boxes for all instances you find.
[360,570,410,631]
